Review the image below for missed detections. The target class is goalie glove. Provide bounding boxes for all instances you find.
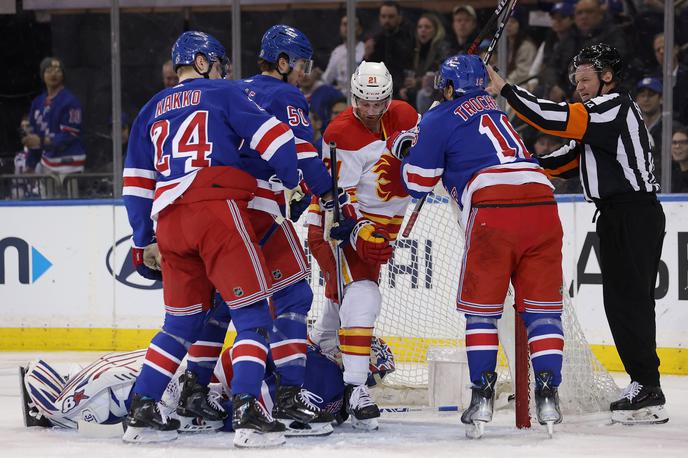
[386,128,418,161]
[132,243,162,281]
[350,220,394,265]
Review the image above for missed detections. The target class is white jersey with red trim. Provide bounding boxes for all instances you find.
[401,91,552,228]
[122,77,299,248]
[308,100,419,239]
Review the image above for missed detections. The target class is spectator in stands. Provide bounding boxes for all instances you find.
[651,33,688,125]
[161,59,178,88]
[322,15,365,97]
[370,1,415,98]
[506,8,537,85]
[400,12,450,112]
[671,127,688,192]
[634,77,672,183]
[300,68,344,137]
[533,132,583,193]
[575,0,628,60]
[449,4,479,55]
[24,57,85,175]
[530,2,580,101]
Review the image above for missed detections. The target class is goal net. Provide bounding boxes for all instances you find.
[304,192,619,419]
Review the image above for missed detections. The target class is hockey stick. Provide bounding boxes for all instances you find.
[465,0,512,56]
[328,141,345,303]
[482,0,520,65]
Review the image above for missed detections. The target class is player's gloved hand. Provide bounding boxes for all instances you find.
[350,220,394,265]
[319,187,352,213]
[288,193,311,222]
[329,215,357,242]
[386,128,418,161]
[132,244,162,281]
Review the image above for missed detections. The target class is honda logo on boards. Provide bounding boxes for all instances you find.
[106,235,162,290]
[0,237,53,284]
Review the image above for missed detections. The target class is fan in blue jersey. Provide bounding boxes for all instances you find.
[121,30,300,448]
[23,57,86,174]
[399,54,565,438]
[229,24,347,431]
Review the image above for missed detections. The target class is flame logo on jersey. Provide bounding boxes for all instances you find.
[373,153,408,201]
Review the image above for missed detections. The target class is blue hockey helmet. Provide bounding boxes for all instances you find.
[171,31,229,78]
[259,25,313,74]
[434,54,487,96]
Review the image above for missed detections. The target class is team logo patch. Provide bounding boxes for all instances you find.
[272,269,283,280]
[61,389,90,413]
[373,154,409,201]
[233,287,244,297]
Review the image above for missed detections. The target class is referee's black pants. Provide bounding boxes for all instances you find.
[596,193,665,387]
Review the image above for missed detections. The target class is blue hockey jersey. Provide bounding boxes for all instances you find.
[401,90,553,227]
[28,88,85,173]
[237,75,331,216]
[123,77,299,248]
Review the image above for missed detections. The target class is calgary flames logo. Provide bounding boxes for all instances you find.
[373,153,408,201]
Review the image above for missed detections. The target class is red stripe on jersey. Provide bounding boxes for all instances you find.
[42,156,85,167]
[146,347,180,374]
[231,342,268,361]
[529,337,564,354]
[271,341,307,361]
[154,182,179,200]
[255,123,290,155]
[254,186,286,205]
[188,344,223,358]
[466,333,499,347]
[123,176,155,190]
[406,172,440,188]
[295,142,317,153]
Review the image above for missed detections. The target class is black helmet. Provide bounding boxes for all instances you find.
[569,43,623,84]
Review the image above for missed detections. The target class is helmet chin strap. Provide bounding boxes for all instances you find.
[192,57,211,79]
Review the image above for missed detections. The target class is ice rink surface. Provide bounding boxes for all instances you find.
[1,351,686,458]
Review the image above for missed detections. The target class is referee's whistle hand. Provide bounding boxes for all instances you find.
[486,65,506,94]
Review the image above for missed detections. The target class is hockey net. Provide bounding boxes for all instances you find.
[305,190,619,420]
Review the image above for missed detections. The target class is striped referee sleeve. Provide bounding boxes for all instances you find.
[536,140,581,179]
[501,84,589,141]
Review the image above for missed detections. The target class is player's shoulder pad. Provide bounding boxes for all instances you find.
[322,108,362,148]
[387,100,420,130]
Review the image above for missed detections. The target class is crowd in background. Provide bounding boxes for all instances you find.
[3,0,688,197]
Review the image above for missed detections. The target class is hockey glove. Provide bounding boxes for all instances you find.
[329,215,357,242]
[350,220,394,265]
[319,187,353,214]
[132,244,162,281]
[288,194,311,222]
[386,128,418,161]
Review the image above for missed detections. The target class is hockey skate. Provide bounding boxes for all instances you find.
[534,371,562,437]
[232,394,286,448]
[610,382,669,425]
[461,371,497,439]
[18,366,52,428]
[174,370,227,432]
[343,384,380,431]
[122,394,180,443]
[272,385,334,436]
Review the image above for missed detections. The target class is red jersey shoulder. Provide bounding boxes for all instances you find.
[383,100,419,133]
[322,107,375,151]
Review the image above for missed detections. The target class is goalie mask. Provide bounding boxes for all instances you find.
[351,61,393,119]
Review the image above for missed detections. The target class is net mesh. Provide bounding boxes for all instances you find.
[304,192,619,414]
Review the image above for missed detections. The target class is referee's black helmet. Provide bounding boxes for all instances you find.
[570,43,624,84]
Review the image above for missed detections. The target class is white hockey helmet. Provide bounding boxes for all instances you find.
[351,61,393,116]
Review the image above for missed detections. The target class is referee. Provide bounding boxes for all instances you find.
[487,44,668,425]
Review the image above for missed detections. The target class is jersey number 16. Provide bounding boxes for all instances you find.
[478,113,530,163]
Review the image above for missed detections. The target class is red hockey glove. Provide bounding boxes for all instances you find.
[350,220,394,265]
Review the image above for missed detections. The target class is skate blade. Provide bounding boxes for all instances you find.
[351,417,379,431]
[279,419,334,437]
[546,421,554,438]
[78,420,125,438]
[175,415,224,432]
[122,425,178,443]
[465,421,485,439]
[233,429,286,448]
[611,405,669,425]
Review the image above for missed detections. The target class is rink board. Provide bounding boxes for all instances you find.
[0,196,687,374]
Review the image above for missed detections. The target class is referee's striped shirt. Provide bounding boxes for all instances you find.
[501,84,660,201]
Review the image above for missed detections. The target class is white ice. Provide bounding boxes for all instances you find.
[2,351,687,458]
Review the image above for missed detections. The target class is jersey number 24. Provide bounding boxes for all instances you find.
[478,113,530,163]
[151,110,213,176]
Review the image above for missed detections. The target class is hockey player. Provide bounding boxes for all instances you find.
[24,57,86,174]
[232,24,341,430]
[122,30,300,447]
[399,54,565,438]
[307,61,419,430]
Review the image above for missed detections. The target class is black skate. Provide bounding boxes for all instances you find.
[273,385,334,436]
[232,394,286,448]
[461,371,497,439]
[19,366,52,428]
[534,371,562,437]
[175,370,227,432]
[343,384,380,431]
[122,394,180,443]
[610,382,668,425]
